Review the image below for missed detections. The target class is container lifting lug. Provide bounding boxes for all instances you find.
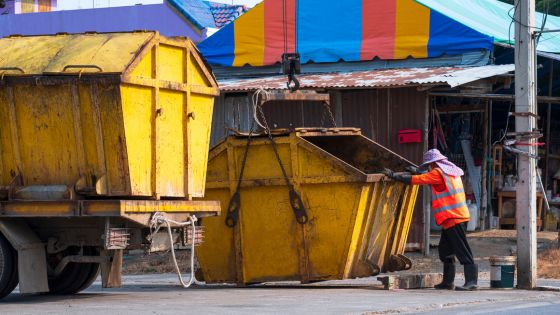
[225,191,241,228]
[289,189,308,224]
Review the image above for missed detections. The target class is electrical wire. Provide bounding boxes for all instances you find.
[492,101,513,147]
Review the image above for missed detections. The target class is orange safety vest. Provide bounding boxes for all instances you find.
[431,168,470,226]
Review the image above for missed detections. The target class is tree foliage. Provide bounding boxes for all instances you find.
[500,0,560,16]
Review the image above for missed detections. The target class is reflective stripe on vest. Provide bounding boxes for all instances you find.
[431,168,470,226]
[433,201,468,214]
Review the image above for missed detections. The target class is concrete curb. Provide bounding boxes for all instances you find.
[535,286,560,292]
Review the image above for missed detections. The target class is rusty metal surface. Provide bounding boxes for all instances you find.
[262,91,331,103]
[218,65,514,91]
[0,32,155,75]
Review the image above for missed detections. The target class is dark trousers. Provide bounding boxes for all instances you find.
[438,222,475,265]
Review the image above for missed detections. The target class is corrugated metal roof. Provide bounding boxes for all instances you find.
[212,50,491,81]
[219,64,515,91]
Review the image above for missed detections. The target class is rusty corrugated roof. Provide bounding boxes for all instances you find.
[219,64,514,91]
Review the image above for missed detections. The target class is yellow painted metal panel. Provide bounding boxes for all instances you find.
[188,53,211,87]
[95,83,130,195]
[235,139,293,180]
[198,131,420,284]
[303,183,361,279]
[158,44,185,83]
[120,85,153,196]
[186,94,214,197]
[13,84,80,185]
[196,188,236,283]
[0,90,16,184]
[240,186,300,282]
[0,32,153,75]
[343,184,372,278]
[130,47,155,79]
[78,84,101,182]
[156,90,185,197]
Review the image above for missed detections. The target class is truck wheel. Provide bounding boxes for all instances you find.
[74,263,100,293]
[48,247,100,295]
[0,234,18,299]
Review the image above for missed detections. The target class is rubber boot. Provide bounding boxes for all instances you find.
[434,263,455,290]
[456,264,478,291]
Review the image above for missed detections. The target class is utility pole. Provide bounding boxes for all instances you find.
[514,0,537,289]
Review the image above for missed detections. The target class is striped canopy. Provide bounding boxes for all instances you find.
[198,0,494,67]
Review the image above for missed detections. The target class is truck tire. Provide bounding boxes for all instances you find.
[74,264,100,293]
[0,234,18,299]
[48,247,100,295]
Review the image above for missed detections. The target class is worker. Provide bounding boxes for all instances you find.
[383,149,477,291]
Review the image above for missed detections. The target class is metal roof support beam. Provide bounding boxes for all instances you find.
[428,92,560,103]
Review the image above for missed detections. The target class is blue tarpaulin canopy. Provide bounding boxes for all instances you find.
[416,0,560,53]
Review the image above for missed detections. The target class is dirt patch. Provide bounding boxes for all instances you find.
[403,232,560,279]
[538,247,560,279]
[123,250,195,275]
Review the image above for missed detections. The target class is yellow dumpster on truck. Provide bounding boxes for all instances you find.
[0,31,219,298]
[197,128,419,285]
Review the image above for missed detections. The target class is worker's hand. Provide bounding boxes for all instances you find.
[382,168,395,178]
[383,168,412,184]
[405,165,420,174]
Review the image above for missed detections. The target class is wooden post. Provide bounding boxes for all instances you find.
[488,100,494,228]
[423,95,431,256]
[544,60,553,195]
[514,0,537,289]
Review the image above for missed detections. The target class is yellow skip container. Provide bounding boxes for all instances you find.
[197,128,419,284]
[0,31,218,200]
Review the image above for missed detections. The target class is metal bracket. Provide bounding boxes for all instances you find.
[505,131,543,139]
[0,218,49,294]
[503,145,540,159]
[510,112,539,119]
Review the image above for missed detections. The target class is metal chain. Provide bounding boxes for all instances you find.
[255,101,308,225]
[322,101,337,127]
[319,102,337,128]
[256,105,291,186]
[224,122,255,228]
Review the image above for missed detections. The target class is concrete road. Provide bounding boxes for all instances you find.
[1,274,559,314]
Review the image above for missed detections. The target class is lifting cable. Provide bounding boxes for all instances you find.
[149,213,199,288]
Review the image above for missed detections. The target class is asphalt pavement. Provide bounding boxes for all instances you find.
[1,274,559,314]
